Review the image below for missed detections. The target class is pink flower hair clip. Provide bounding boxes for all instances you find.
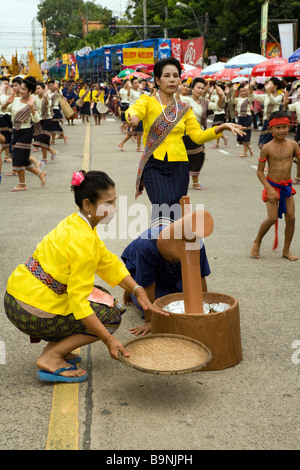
[71,171,85,186]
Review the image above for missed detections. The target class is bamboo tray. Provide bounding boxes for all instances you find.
[118,334,212,375]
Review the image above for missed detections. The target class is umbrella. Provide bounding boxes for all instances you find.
[251,57,287,77]
[272,60,300,78]
[131,72,151,79]
[112,75,123,83]
[238,67,253,76]
[118,68,135,78]
[200,62,225,77]
[225,52,266,69]
[288,48,300,63]
[211,68,242,81]
[181,63,197,74]
[231,76,249,83]
[181,67,203,79]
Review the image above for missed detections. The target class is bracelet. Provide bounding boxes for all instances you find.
[132,285,144,296]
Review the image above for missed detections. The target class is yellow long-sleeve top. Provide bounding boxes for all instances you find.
[125,94,222,162]
[79,88,91,102]
[7,213,130,320]
[92,90,104,103]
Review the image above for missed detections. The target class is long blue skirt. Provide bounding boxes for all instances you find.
[143,154,189,222]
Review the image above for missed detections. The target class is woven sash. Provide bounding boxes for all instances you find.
[135,99,191,199]
[14,104,32,130]
[25,257,67,295]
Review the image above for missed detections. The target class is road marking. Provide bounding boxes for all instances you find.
[218,149,230,155]
[46,384,79,450]
[82,122,91,172]
[45,122,92,451]
[251,165,258,170]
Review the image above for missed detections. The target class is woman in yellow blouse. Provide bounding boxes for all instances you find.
[92,83,105,126]
[79,82,92,124]
[4,170,166,383]
[126,58,245,222]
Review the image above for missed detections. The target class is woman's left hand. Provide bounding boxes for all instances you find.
[129,321,152,336]
[221,123,246,137]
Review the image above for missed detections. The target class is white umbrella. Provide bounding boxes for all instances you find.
[225,52,266,69]
[181,63,197,73]
[231,76,249,83]
[200,62,225,76]
[238,67,253,76]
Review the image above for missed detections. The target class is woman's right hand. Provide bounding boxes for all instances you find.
[105,336,129,361]
[127,113,139,129]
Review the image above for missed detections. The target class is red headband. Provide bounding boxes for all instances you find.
[269,117,290,127]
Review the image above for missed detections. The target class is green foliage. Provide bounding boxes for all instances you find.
[37,0,299,60]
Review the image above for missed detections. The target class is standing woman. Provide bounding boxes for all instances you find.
[119,79,130,133]
[126,58,245,222]
[181,77,209,190]
[0,76,13,162]
[208,83,229,148]
[231,82,254,157]
[33,82,57,162]
[4,170,166,383]
[118,77,144,152]
[1,76,46,191]
[47,79,68,144]
[252,77,283,149]
[78,82,92,124]
[91,83,104,126]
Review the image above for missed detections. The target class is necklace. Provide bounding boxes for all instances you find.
[157,93,178,123]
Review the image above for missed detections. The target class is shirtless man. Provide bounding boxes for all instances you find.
[251,111,300,261]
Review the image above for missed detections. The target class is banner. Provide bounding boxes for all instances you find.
[158,39,171,59]
[116,49,123,64]
[266,43,282,58]
[181,37,203,66]
[123,48,154,66]
[171,38,182,62]
[103,49,112,71]
[261,1,269,56]
[278,23,294,59]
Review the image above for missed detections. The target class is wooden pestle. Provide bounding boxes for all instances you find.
[157,196,213,314]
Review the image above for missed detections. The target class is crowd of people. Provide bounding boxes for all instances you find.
[2,57,300,383]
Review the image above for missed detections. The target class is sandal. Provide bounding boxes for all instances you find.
[10,184,27,192]
[211,143,219,149]
[192,183,206,190]
[239,153,247,158]
[136,147,144,152]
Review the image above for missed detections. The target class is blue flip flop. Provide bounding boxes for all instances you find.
[66,355,82,365]
[37,365,88,383]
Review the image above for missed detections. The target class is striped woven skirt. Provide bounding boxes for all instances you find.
[237,115,252,145]
[183,135,205,177]
[143,154,189,221]
[11,127,34,170]
[0,114,12,148]
[51,108,64,135]
[258,119,273,149]
[4,285,125,343]
[33,119,52,149]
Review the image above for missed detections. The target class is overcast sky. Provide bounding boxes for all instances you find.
[0,0,123,61]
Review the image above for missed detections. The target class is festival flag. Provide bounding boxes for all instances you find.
[75,63,79,80]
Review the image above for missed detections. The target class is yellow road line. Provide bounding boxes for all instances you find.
[45,123,92,450]
[46,383,79,450]
[82,122,91,172]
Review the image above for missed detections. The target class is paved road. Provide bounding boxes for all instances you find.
[0,116,299,451]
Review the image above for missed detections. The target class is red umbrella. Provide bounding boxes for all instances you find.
[132,72,151,79]
[181,67,203,79]
[273,60,300,78]
[251,57,287,77]
[211,68,241,81]
[111,75,122,83]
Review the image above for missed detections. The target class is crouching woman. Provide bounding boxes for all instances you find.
[4,170,167,383]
